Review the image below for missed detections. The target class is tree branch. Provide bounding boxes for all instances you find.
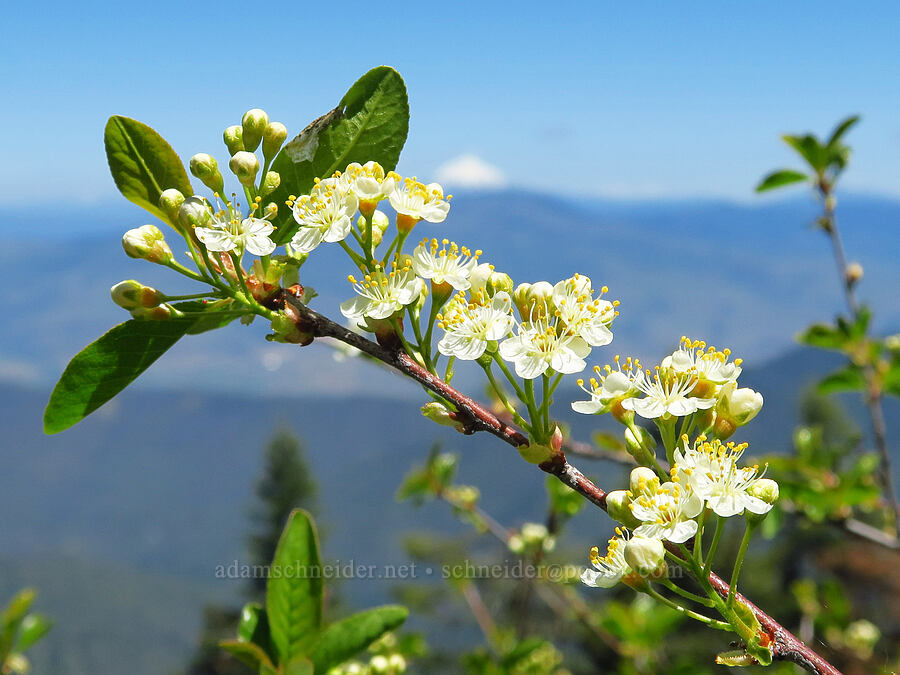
[280,291,842,674]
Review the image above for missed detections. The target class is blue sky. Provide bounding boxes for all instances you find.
[2,1,899,205]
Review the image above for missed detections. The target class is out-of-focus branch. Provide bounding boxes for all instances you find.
[278,290,843,675]
[818,182,899,528]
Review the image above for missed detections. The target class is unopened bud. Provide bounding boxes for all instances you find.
[520,522,549,547]
[369,655,389,674]
[747,478,779,505]
[507,534,524,554]
[267,312,313,345]
[122,225,173,264]
[177,196,212,231]
[130,303,182,321]
[720,384,763,425]
[387,654,407,672]
[262,121,288,160]
[229,151,260,187]
[111,280,164,310]
[263,202,278,219]
[189,153,224,194]
[489,271,513,295]
[629,467,659,496]
[369,209,390,247]
[261,171,281,195]
[606,490,641,528]
[223,125,244,156]
[158,188,185,222]
[624,535,666,577]
[550,425,564,453]
[421,401,467,433]
[241,108,269,152]
[845,261,863,286]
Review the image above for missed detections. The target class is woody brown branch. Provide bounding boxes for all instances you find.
[280,291,842,675]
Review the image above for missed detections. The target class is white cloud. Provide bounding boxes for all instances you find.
[435,155,507,190]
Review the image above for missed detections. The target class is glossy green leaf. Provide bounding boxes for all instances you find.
[267,509,323,662]
[16,614,52,652]
[827,115,860,147]
[817,365,866,394]
[269,66,409,244]
[309,605,408,673]
[219,640,275,670]
[171,301,243,335]
[755,169,808,193]
[104,116,193,223]
[44,319,195,434]
[782,133,825,172]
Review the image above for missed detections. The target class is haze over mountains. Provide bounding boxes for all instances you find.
[1,190,898,673]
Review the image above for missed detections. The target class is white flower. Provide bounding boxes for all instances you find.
[340,161,396,209]
[630,480,703,543]
[499,316,590,379]
[290,177,359,253]
[572,356,643,415]
[581,529,632,588]
[411,238,481,290]
[663,336,742,385]
[388,177,450,228]
[621,366,716,419]
[437,292,513,360]
[340,258,424,321]
[674,437,773,518]
[195,205,276,256]
[552,274,617,347]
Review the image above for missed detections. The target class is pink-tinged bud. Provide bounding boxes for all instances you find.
[110,280,164,310]
[624,535,665,576]
[122,225,173,264]
[550,425,564,453]
[262,121,288,160]
[241,109,269,152]
[189,153,224,194]
[223,125,244,156]
[158,189,185,222]
[229,151,259,187]
[130,303,182,321]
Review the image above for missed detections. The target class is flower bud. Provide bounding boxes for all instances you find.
[521,522,548,547]
[421,401,467,433]
[369,655,389,674]
[629,467,659,496]
[158,188,185,222]
[489,271,513,295]
[507,534,524,554]
[263,202,278,219]
[624,535,665,577]
[513,282,532,317]
[845,261,863,286]
[122,225,173,264]
[177,196,212,231]
[885,334,900,352]
[130,303,182,321]
[223,125,244,155]
[388,654,407,672]
[262,121,288,160]
[369,209,390,247]
[110,280,164,310]
[446,485,479,509]
[606,490,641,528]
[229,151,260,187]
[624,426,656,464]
[261,170,281,195]
[717,382,763,427]
[747,478,779,505]
[189,153,224,194]
[241,108,269,152]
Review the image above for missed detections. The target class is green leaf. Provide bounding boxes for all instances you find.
[797,322,848,351]
[267,509,323,662]
[827,115,860,147]
[782,133,826,172]
[0,589,35,661]
[16,614,52,652]
[219,640,275,671]
[44,319,195,434]
[171,301,243,334]
[284,656,315,675]
[269,66,409,244]
[104,116,193,223]
[817,365,866,394]
[755,169,808,193]
[309,605,408,673]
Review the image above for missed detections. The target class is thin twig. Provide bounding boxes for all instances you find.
[279,291,843,675]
